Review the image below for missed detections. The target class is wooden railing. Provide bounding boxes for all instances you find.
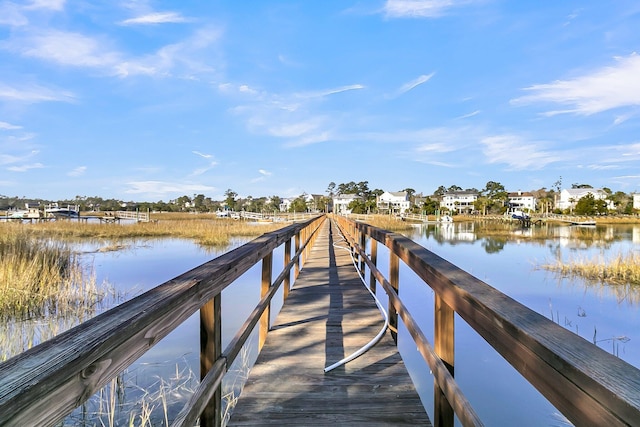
[0,215,326,427]
[333,215,640,427]
[114,209,151,222]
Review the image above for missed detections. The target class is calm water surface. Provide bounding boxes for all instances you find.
[61,222,639,425]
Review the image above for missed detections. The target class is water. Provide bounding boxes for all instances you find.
[383,221,640,426]
[9,222,639,425]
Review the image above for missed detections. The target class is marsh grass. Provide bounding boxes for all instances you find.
[542,251,640,287]
[6,215,285,247]
[0,225,114,321]
[358,215,416,232]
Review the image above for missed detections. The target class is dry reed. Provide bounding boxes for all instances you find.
[542,251,640,286]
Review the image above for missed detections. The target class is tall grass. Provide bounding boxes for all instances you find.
[14,216,285,247]
[542,251,640,286]
[0,225,107,321]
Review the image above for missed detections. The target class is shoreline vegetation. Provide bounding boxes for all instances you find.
[542,252,640,288]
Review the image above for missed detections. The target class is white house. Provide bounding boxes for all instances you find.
[279,198,293,212]
[377,191,410,214]
[332,194,363,214]
[633,193,640,211]
[557,188,613,211]
[440,191,478,214]
[304,194,325,212]
[507,191,537,213]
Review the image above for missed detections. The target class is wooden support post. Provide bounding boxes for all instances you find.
[369,239,377,294]
[434,294,455,427]
[200,294,222,427]
[359,232,366,274]
[389,251,399,343]
[284,238,291,300]
[259,252,273,351]
[294,232,301,279]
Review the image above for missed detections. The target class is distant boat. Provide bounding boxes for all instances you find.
[439,215,453,223]
[511,210,530,220]
[45,203,79,218]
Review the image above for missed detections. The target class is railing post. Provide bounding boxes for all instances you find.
[259,252,273,350]
[434,294,455,427]
[284,238,291,300]
[294,231,301,279]
[369,239,377,294]
[200,294,222,427]
[359,232,366,274]
[389,250,399,343]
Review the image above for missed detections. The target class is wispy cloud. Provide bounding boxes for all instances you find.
[481,135,560,170]
[392,73,435,97]
[67,166,86,177]
[25,0,66,11]
[250,169,273,183]
[512,53,640,116]
[192,150,212,158]
[125,181,215,198]
[0,2,29,26]
[7,162,44,172]
[119,12,191,26]
[0,121,22,130]
[0,83,75,103]
[383,0,481,18]
[5,29,121,68]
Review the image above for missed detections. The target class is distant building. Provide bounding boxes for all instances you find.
[557,188,613,211]
[440,191,478,214]
[279,198,293,212]
[507,191,537,213]
[332,194,363,215]
[633,193,640,211]
[376,191,410,214]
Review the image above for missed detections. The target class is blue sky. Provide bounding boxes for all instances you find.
[1,0,640,202]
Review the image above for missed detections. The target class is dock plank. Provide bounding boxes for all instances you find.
[227,219,431,426]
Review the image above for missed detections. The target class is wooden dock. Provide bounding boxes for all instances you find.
[227,220,431,426]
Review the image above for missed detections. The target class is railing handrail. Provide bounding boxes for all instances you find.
[334,215,640,427]
[0,215,325,427]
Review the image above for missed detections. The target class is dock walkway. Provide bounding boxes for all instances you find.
[227,219,431,426]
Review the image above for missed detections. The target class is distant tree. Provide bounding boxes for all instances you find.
[574,194,607,215]
[267,196,281,212]
[434,186,447,196]
[348,199,367,214]
[552,176,562,193]
[447,185,462,192]
[289,196,308,213]
[326,182,336,197]
[421,197,439,215]
[224,189,238,211]
[572,183,593,189]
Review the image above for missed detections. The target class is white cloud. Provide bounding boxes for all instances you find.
[0,121,22,130]
[125,181,215,197]
[480,135,560,170]
[250,169,273,183]
[0,83,75,103]
[192,150,212,158]
[7,162,44,172]
[0,2,29,26]
[25,0,65,11]
[383,0,481,18]
[68,166,86,177]
[9,30,121,68]
[120,12,191,26]
[258,169,272,176]
[393,73,435,97]
[512,53,640,116]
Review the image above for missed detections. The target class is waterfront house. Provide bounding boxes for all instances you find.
[376,191,410,214]
[440,190,478,214]
[557,188,613,211]
[507,191,537,213]
[332,194,363,215]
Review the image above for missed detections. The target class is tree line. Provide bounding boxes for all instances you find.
[1,177,636,216]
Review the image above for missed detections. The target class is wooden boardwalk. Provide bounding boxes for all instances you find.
[227,219,431,426]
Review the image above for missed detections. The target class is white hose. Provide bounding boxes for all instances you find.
[324,224,389,373]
